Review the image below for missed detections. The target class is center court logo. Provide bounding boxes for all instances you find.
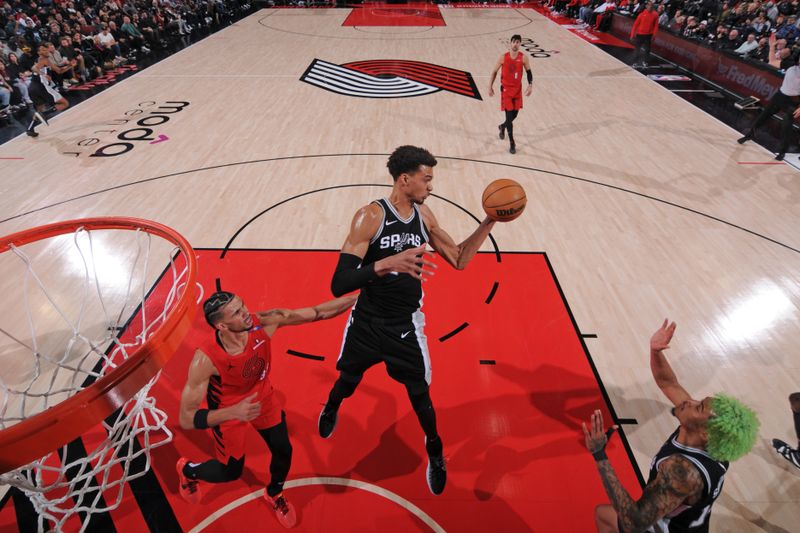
[300,59,482,100]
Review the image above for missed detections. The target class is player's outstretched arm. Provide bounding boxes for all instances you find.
[330,205,436,296]
[583,410,703,532]
[649,319,691,407]
[178,350,260,430]
[420,204,495,270]
[256,294,358,336]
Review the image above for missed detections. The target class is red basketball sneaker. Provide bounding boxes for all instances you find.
[264,491,297,528]
[176,458,202,504]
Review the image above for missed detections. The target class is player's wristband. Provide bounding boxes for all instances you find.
[193,408,210,429]
[592,449,608,461]
[591,427,617,461]
[330,252,378,297]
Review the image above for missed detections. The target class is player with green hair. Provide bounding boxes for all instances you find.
[583,319,760,533]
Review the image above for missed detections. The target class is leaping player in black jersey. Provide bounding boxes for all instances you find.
[26,43,69,138]
[318,145,500,495]
[583,320,760,533]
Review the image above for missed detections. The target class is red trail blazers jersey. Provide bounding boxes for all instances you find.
[501,51,524,96]
[200,321,274,411]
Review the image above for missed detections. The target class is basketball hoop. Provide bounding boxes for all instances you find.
[0,217,199,532]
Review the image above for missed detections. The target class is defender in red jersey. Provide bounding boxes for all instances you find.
[488,34,533,154]
[177,291,356,528]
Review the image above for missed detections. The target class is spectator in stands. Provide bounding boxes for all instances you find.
[766,1,780,22]
[136,12,164,49]
[682,16,702,38]
[778,0,795,17]
[5,52,33,106]
[776,14,800,42]
[94,23,122,66]
[566,0,580,20]
[58,35,86,82]
[697,19,711,40]
[751,12,772,34]
[717,2,734,25]
[107,20,131,57]
[667,9,684,30]
[631,1,659,68]
[657,4,669,26]
[735,32,760,54]
[719,28,743,50]
[747,36,771,61]
[0,60,13,115]
[47,41,75,89]
[579,0,594,24]
[589,0,616,27]
[120,15,149,54]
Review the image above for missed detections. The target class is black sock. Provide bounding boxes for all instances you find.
[266,482,284,498]
[409,389,442,455]
[793,410,800,444]
[505,110,517,145]
[425,435,443,457]
[184,456,244,483]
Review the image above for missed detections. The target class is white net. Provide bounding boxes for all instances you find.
[0,222,199,533]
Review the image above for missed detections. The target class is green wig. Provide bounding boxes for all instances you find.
[706,393,759,462]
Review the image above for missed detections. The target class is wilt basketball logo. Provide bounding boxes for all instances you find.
[300,59,482,100]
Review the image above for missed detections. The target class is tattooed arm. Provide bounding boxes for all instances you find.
[257,295,357,336]
[597,455,703,532]
[583,410,704,533]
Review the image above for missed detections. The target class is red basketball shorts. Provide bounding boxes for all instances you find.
[210,392,283,461]
[501,88,523,111]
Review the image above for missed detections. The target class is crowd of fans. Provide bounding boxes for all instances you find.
[547,0,800,69]
[0,0,252,126]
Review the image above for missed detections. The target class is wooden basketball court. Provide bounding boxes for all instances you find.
[1,4,799,532]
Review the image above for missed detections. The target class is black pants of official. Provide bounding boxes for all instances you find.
[633,34,652,64]
[747,90,800,152]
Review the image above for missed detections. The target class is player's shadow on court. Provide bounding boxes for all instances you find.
[284,366,577,530]
[290,367,424,489]
[453,362,640,502]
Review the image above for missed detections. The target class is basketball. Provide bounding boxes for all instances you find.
[482,179,527,222]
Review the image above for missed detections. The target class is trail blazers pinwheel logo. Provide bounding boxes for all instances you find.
[300,59,482,100]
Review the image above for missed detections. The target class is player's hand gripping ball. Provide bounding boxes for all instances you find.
[482,179,527,222]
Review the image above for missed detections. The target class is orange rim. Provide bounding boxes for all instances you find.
[0,218,198,473]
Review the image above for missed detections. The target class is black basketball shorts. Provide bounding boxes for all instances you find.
[336,310,431,394]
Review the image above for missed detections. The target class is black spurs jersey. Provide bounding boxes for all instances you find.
[355,198,430,319]
[643,428,728,533]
